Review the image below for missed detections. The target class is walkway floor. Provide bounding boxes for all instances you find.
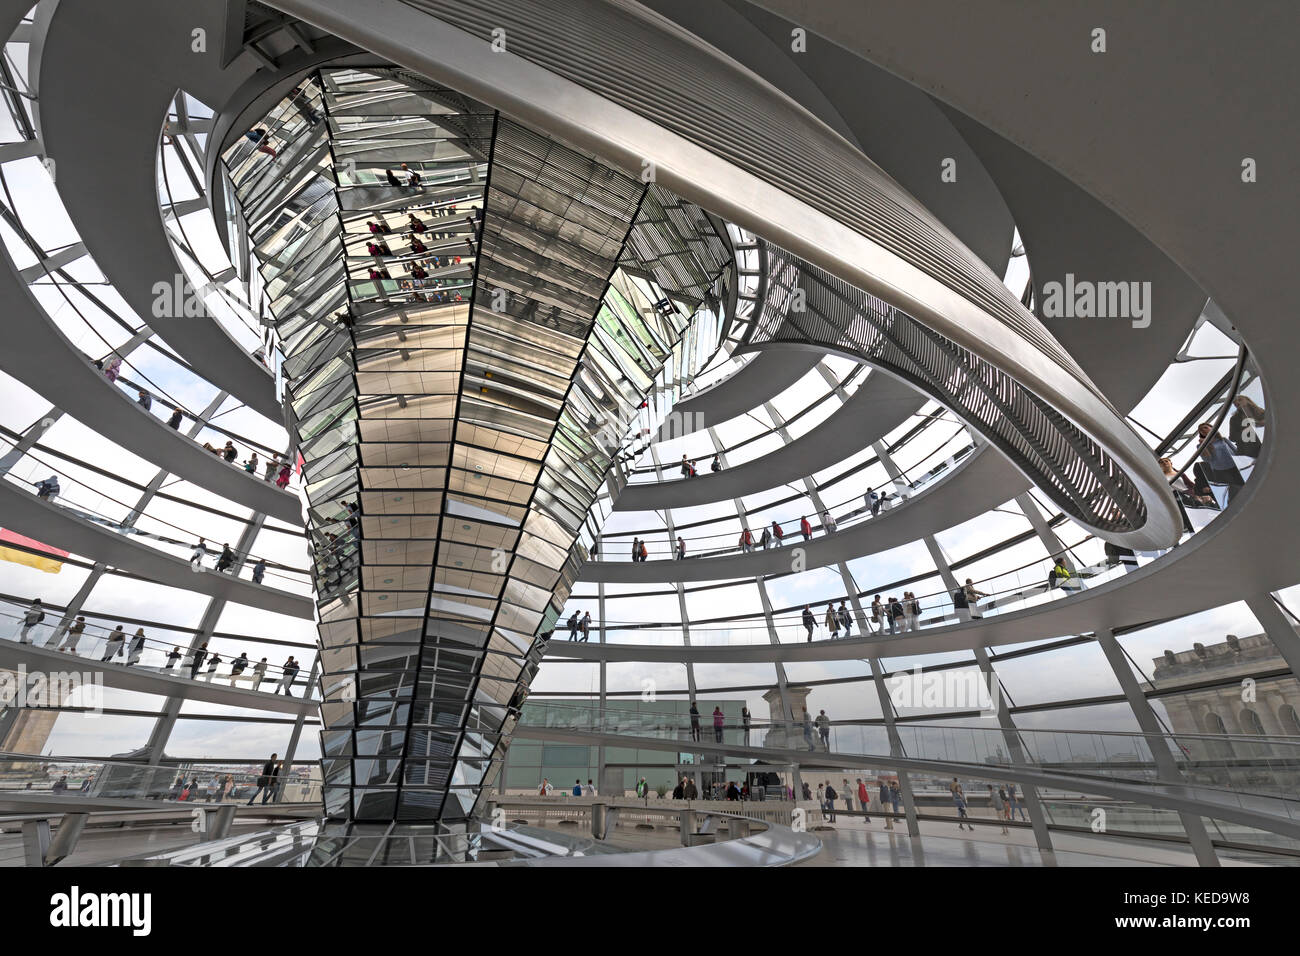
[796,815,1274,867]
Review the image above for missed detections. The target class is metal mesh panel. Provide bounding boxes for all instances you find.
[750,241,1147,534]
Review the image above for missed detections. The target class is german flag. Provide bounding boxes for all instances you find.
[0,528,68,574]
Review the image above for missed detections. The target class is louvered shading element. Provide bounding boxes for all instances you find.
[747,240,1148,538]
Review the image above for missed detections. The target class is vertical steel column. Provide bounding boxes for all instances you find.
[1094,626,1220,866]
[971,646,1055,852]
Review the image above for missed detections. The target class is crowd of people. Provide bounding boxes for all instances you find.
[619,484,903,563]
[11,597,305,694]
[92,351,293,489]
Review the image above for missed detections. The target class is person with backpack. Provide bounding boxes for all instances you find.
[953,584,971,623]
[567,611,580,640]
[824,781,838,821]
[815,709,831,750]
[18,599,45,643]
[989,785,1010,834]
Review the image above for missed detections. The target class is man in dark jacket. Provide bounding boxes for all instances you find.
[247,753,279,805]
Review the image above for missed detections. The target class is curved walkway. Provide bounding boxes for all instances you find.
[31,0,283,420]
[549,487,1272,664]
[0,238,301,524]
[0,640,315,715]
[616,370,925,511]
[657,349,819,441]
[518,724,1300,841]
[584,446,1023,583]
[0,480,314,619]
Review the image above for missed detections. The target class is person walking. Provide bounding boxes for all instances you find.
[566,611,580,641]
[18,599,45,643]
[824,602,839,638]
[823,781,838,822]
[816,709,831,750]
[710,455,721,473]
[1197,420,1245,502]
[251,558,267,585]
[888,596,905,634]
[252,657,268,691]
[760,526,771,550]
[841,778,854,814]
[801,605,816,641]
[189,642,208,679]
[822,510,838,534]
[771,520,784,547]
[126,628,146,666]
[277,656,300,695]
[216,543,235,574]
[579,611,591,642]
[630,537,641,563]
[963,579,988,618]
[838,600,853,637]
[1006,782,1028,822]
[32,475,60,500]
[247,754,279,805]
[866,487,881,517]
[870,595,884,635]
[230,652,249,686]
[739,527,753,553]
[988,784,1009,834]
[801,707,816,752]
[689,700,702,742]
[101,625,126,662]
[904,592,921,631]
[951,778,973,830]
[59,616,86,654]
